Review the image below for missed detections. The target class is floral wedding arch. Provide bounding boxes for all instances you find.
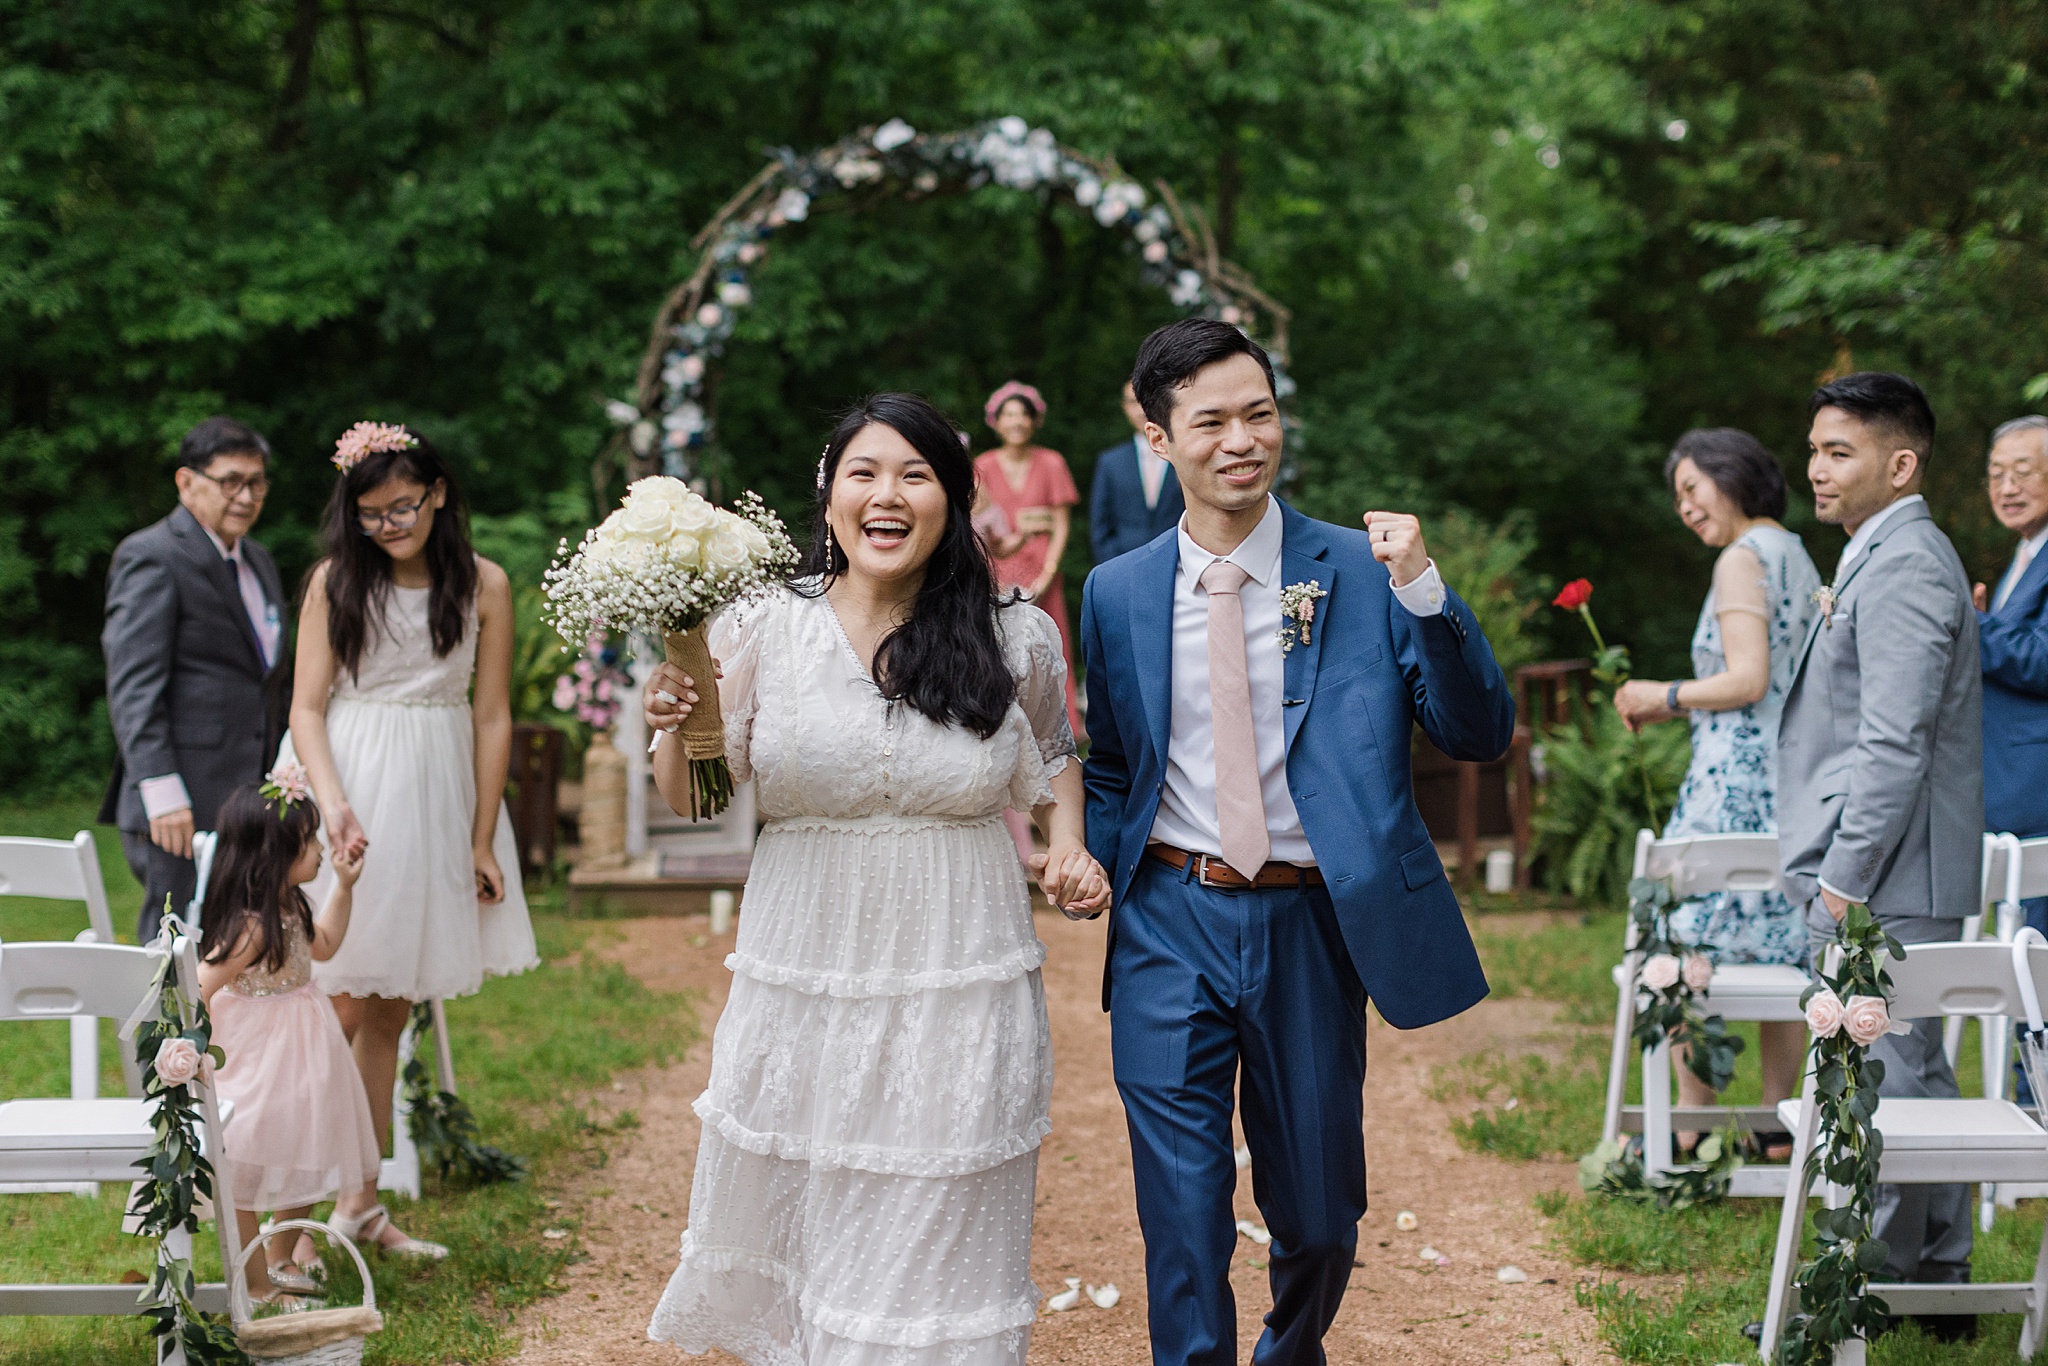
[598,116,1296,490]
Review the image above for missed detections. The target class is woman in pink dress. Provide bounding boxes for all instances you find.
[974,382,1084,865]
[973,382,1082,739]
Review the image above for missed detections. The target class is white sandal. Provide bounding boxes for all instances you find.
[330,1202,448,1260]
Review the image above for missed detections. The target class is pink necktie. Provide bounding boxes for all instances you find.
[1201,560,1269,879]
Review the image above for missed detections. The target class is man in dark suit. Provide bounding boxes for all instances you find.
[1089,380,1185,564]
[101,416,289,941]
[1974,416,2048,941]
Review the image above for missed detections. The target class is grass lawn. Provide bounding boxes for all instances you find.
[1456,894,2026,1364]
[0,796,698,1364]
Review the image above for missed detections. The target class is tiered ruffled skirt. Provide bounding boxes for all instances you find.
[648,814,1051,1365]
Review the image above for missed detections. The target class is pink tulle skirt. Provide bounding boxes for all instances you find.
[211,981,382,1212]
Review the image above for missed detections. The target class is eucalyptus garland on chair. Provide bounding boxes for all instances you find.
[401,1001,526,1186]
[1777,903,1902,1366]
[1579,876,1747,1203]
[126,907,243,1364]
[1627,876,1747,1093]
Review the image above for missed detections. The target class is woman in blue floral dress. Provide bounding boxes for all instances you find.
[1614,428,1821,1152]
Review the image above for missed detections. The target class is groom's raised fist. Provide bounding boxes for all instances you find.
[1362,511,1428,587]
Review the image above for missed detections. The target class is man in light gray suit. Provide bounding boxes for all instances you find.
[1777,371,1981,1339]
[100,417,288,942]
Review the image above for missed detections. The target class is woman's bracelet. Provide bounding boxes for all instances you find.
[1666,680,1687,713]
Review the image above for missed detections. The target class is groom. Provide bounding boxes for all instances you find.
[1080,318,1516,1364]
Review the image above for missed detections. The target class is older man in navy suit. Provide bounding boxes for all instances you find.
[1089,380,1185,563]
[1083,320,1514,1364]
[1974,416,2048,935]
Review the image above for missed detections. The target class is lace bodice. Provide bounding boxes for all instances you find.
[330,582,476,706]
[707,587,1076,823]
[231,912,313,996]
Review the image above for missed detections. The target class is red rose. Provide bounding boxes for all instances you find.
[1553,578,1593,611]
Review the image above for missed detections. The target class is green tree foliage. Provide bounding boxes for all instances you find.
[1530,705,1691,910]
[10,0,2042,796]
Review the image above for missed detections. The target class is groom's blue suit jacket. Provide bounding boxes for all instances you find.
[1080,501,1516,1029]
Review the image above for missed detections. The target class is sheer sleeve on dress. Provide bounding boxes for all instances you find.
[1712,542,1770,620]
[705,590,775,784]
[1007,604,1077,791]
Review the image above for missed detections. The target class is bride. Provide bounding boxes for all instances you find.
[643,392,1110,1364]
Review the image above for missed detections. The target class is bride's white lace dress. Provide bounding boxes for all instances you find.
[647,585,1075,1366]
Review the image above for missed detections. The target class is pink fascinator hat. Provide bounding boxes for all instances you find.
[983,381,1046,429]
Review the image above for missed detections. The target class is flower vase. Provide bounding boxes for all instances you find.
[662,624,733,818]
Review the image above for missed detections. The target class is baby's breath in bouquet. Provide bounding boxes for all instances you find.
[545,477,799,817]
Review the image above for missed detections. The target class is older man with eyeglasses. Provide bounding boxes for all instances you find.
[100,416,289,941]
[1974,416,2048,935]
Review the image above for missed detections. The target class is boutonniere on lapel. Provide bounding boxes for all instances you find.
[1275,580,1328,654]
[1812,584,1838,628]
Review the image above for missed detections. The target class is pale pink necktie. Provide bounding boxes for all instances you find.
[1201,560,1270,879]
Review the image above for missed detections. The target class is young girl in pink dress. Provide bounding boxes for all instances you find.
[197,773,434,1308]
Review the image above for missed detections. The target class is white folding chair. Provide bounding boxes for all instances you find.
[1602,830,1810,1197]
[0,831,138,1111]
[1959,833,2048,1224]
[0,933,241,1334]
[1759,939,2048,1363]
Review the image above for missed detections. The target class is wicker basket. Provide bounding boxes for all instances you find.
[231,1218,383,1364]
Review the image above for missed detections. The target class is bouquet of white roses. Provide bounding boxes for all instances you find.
[545,477,800,816]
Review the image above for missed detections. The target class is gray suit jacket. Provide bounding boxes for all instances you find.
[98,505,288,834]
[1778,500,1983,919]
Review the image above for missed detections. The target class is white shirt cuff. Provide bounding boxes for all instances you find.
[1389,560,1447,617]
[138,774,192,821]
[1816,876,1860,906]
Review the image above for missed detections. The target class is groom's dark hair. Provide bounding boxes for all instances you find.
[1810,371,1936,462]
[1131,318,1276,434]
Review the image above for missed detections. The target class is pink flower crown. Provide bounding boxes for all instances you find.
[983,381,1045,428]
[260,761,312,815]
[333,421,418,472]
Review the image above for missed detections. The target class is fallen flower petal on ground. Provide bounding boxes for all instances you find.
[1046,1278,1083,1312]
[1085,1283,1120,1308]
[1395,1210,1419,1231]
[1236,1219,1272,1246]
[1496,1265,1528,1283]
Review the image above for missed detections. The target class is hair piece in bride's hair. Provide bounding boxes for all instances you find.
[199,783,319,976]
[314,423,478,680]
[799,393,1016,739]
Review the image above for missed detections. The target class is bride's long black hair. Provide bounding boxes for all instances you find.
[796,393,1016,739]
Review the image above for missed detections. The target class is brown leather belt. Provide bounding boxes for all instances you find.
[1147,843,1325,889]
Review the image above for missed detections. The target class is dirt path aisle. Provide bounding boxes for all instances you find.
[515,911,1613,1365]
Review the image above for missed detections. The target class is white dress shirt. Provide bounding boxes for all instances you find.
[1995,525,2048,611]
[1137,438,1170,510]
[1833,493,1924,580]
[1148,496,1447,864]
[138,523,283,821]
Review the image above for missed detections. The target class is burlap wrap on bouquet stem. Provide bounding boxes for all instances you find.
[662,624,726,760]
[661,622,734,818]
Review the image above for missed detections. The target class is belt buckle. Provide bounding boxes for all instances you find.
[1193,854,1230,889]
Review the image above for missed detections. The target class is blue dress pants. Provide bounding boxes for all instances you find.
[1109,856,1368,1366]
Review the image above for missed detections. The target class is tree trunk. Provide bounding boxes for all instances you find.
[346,0,374,105]
[273,0,322,150]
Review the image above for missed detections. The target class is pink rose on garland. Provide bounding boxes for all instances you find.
[1641,954,1681,991]
[1805,987,1845,1039]
[1681,953,1714,992]
[1843,995,1893,1047]
[154,1037,203,1088]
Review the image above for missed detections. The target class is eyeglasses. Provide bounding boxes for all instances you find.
[356,498,429,535]
[1987,463,2046,489]
[191,470,269,501]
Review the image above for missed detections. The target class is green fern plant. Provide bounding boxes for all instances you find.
[1531,703,1690,909]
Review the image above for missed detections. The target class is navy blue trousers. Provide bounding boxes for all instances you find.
[1109,856,1368,1366]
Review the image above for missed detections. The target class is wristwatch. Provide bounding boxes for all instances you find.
[1666,681,1687,713]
